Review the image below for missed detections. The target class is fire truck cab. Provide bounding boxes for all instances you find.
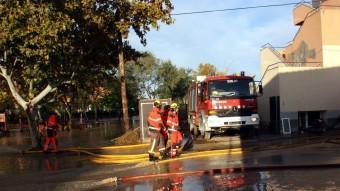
[187,73,262,139]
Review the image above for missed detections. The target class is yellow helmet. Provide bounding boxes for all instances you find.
[154,100,161,106]
[170,103,178,109]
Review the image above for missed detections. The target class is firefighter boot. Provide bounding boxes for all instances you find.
[148,152,158,162]
[160,150,169,160]
[175,146,181,157]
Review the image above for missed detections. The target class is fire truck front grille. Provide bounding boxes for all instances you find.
[217,108,253,117]
[225,121,246,125]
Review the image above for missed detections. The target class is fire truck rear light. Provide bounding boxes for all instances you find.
[242,105,246,108]
[208,110,217,115]
[228,106,232,109]
[237,105,241,109]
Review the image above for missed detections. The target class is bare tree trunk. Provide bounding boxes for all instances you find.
[65,105,72,131]
[25,108,39,148]
[67,110,72,130]
[62,96,73,131]
[118,34,130,131]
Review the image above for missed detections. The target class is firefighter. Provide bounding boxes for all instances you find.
[161,104,170,147]
[37,119,46,148]
[167,103,183,157]
[147,100,167,161]
[43,113,59,152]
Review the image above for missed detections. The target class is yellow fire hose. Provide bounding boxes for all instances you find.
[22,135,331,165]
[90,149,243,164]
[22,143,149,155]
[65,149,149,159]
[65,143,149,150]
[89,148,243,164]
[23,144,243,164]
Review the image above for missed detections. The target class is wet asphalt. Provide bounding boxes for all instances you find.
[1,122,340,191]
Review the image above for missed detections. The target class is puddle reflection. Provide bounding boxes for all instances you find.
[114,169,340,191]
[44,158,60,172]
[0,120,125,174]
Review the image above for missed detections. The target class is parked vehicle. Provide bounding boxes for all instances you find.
[187,72,262,139]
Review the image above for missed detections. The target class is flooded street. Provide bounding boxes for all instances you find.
[1,123,340,190]
[0,120,125,175]
[110,169,340,191]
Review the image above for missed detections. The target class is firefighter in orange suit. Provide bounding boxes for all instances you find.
[147,100,167,161]
[167,103,183,157]
[43,113,59,152]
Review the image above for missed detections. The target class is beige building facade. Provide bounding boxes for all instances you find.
[259,0,340,133]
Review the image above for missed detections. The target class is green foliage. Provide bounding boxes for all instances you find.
[110,0,174,44]
[85,0,174,130]
[0,89,11,111]
[0,1,74,101]
[124,53,193,104]
[0,1,72,62]
[197,63,217,76]
[99,73,139,115]
[157,61,193,102]
[0,0,142,108]
[0,0,174,116]
[126,53,160,99]
[197,63,228,76]
[0,0,174,145]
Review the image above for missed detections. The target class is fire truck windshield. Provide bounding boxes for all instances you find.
[208,79,255,98]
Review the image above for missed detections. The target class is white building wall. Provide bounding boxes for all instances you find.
[322,45,340,67]
[258,47,283,124]
[279,66,340,112]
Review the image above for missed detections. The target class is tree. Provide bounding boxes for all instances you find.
[84,78,111,122]
[198,63,217,76]
[95,0,174,131]
[157,61,193,102]
[0,1,75,147]
[0,1,123,147]
[126,53,160,99]
[100,70,139,118]
[171,68,194,103]
[0,1,174,146]
[216,70,228,76]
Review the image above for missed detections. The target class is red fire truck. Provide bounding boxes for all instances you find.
[187,72,262,139]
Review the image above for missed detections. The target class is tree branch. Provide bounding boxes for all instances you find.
[10,58,19,77]
[0,65,28,110]
[30,84,57,106]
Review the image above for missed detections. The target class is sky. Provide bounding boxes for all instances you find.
[129,0,302,80]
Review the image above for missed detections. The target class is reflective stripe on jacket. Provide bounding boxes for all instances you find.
[166,111,179,129]
[148,126,161,131]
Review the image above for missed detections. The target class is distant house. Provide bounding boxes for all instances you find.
[259,0,340,133]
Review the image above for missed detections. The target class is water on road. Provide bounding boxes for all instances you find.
[0,120,124,175]
[109,168,340,191]
[1,123,340,191]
